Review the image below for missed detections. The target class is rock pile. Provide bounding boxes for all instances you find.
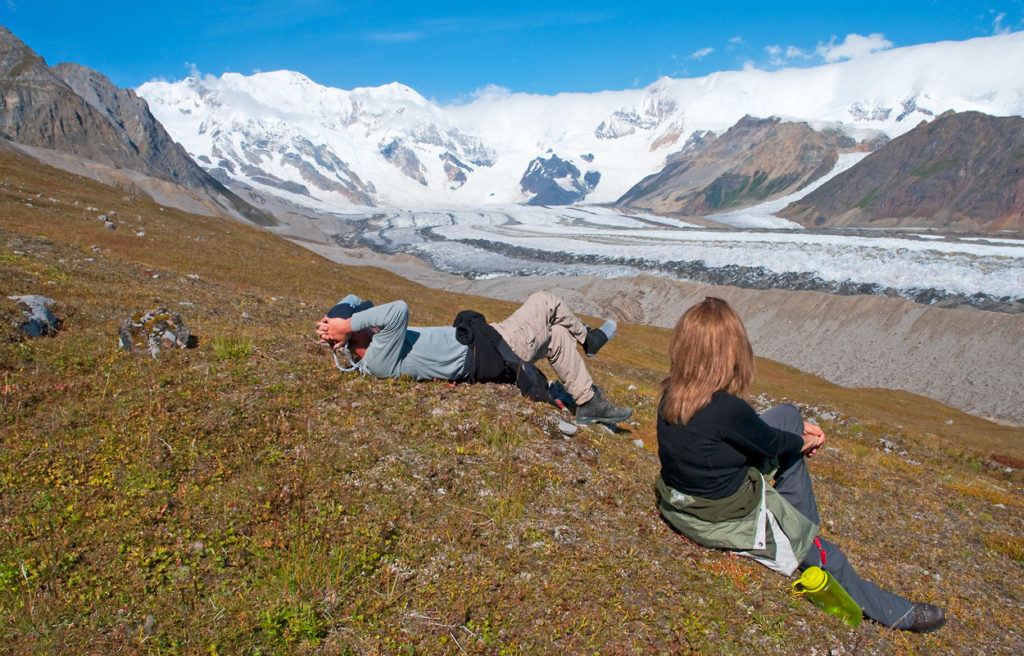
[117,308,197,357]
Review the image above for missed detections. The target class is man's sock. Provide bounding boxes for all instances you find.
[583,319,616,357]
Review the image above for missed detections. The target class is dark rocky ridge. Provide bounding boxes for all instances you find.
[780,111,1024,233]
[617,116,883,216]
[0,27,275,226]
[520,154,600,205]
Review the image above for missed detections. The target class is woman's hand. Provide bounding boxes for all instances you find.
[801,421,826,457]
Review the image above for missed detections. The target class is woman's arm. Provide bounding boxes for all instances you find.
[717,394,805,457]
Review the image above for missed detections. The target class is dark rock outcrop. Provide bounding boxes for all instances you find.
[0,27,275,226]
[779,111,1024,233]
[520,155,599,205]
[617,116,882,216]
[440,152,472,189]
[380,139,427,186]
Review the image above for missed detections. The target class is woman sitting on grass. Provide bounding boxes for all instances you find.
[655,297,945,632]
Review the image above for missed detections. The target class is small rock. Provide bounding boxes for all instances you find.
[557,420,578,436]
[142,614,155,637]
[632,439,644,448]
[190,541,205,554]
[104,221,116,230]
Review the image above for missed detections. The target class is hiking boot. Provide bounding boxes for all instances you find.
[575,388,632,425]
[583,319,617,357]
[905,602,946,633]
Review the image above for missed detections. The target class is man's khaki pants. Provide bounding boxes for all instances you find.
[491,291,595,404]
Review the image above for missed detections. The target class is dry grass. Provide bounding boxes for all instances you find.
[1,151,1022,654]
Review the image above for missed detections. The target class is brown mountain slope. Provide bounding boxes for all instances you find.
[779,110,1024,232]
[0,26,275,226]
[616,115,881,216]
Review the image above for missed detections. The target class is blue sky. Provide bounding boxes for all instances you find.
[4,1,1021,104]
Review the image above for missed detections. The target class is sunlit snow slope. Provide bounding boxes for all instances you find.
[138,32,1024,212]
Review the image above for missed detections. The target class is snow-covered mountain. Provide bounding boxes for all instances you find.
[137,32,1024,212]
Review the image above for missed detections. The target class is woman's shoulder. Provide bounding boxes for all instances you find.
[710,390,744,406]
[708,391,757,417]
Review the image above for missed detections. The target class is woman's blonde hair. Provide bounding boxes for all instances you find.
[661,297,754,424]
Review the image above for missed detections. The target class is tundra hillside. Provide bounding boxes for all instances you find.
[1,150,1022,654]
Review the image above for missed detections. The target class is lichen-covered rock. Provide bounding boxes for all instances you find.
[118,308,196,357]
[6,294,60,337]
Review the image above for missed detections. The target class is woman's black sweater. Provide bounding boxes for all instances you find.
[657,391,804,499]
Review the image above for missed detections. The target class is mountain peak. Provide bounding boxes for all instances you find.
[0,30,275,225]
[779,110,1024,232]
[136,31,1024,211]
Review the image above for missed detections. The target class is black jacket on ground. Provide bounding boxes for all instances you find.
[452,310,553,405]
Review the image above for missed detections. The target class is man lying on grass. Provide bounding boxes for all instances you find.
[316,291,632,426]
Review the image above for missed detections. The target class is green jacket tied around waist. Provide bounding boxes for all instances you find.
[656,467,818,576]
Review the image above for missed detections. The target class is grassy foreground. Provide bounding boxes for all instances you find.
[1,151,1022,654]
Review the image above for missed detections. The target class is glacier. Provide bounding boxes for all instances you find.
[137,32,1024,308]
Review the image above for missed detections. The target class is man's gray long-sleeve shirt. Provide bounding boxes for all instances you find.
[349,300,471,381]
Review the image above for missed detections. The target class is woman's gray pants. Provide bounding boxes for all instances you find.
[760,404,916,629]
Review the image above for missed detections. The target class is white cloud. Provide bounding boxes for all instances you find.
[471,84,512,102]
[786,45,812,60]
[764,44,813,67]
[690,47,714,60]
[185,62,201,78]
[816,33,893,62]
[991,11,1010,35]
